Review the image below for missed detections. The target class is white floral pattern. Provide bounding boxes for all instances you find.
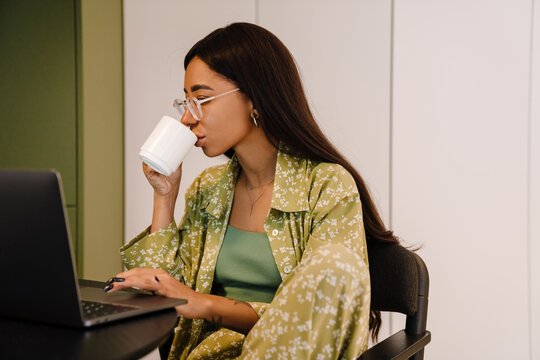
[120,146,370,359]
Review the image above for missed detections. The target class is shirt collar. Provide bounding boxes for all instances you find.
[202,144,311,219]
[202,156,239,219]
[270,144,311,212]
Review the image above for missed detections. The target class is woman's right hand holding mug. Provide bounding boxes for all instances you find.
[143,162,182,197]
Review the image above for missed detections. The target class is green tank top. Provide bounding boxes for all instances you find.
[213,225,282,303]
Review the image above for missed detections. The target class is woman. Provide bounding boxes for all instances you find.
[106,22,398,359]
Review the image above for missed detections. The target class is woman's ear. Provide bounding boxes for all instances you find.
[251,108,260,119]
[250,107,260,128]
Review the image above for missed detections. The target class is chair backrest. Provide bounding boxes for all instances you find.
[367,241,430,335]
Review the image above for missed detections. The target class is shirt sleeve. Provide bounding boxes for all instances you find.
[119,177,203,283]
[247,302,269,318]
[304,164,368,264]
[120,219,188,281]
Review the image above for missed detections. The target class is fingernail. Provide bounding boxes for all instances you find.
[106,277,124,286]
[103,284,113,292]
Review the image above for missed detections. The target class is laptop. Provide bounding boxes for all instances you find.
[0,169,186,327]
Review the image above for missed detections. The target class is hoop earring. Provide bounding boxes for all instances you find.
[252,115,259,128]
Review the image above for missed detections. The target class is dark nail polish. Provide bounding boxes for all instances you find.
[106,277,124,286]
[103,284,113,292]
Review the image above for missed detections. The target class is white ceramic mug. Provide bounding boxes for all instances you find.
[139,116,197,176]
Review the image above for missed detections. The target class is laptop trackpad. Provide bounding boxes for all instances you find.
[79,279,184,307]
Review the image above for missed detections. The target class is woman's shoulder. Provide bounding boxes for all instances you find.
[279,148,354,187]
[301,160,361,213]
[307,160,357,192]
[276,149,358,202]
[309,160,349,177]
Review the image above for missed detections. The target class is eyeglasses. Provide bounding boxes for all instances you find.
[173,88,240,121]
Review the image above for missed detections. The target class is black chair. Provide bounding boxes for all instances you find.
[359,241,431,360]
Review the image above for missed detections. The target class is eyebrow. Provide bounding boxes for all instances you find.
[183,84,215,93]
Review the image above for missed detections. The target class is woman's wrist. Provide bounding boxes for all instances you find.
[174,290,214,320]
[154,191,177,209]
[197,292,216,321]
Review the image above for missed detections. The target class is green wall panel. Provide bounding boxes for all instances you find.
[0,0,124,278]
[0,0,77,205]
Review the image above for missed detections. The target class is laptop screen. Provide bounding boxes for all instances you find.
[0,170,82,324]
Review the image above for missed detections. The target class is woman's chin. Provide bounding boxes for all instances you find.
[200,146,223,158]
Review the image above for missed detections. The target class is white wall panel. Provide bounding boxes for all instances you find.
[258,0,393,340]
[530,0,540,358]
[393,1,531,358]
[124,0,255,241]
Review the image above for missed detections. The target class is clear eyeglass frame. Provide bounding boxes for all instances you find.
[173,88,240,121]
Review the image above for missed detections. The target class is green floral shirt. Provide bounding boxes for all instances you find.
[120,147,369,359]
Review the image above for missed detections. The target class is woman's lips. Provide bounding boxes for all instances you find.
[195,136,205,147]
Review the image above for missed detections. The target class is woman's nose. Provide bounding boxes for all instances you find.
[180,110,198,128]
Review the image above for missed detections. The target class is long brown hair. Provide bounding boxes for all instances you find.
[185,22,399,341]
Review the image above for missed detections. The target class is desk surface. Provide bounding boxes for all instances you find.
[0,309,178,360]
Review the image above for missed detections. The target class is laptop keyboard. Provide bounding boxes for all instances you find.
[82,300,138,319]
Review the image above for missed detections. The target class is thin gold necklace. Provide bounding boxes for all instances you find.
[243,174,274,216]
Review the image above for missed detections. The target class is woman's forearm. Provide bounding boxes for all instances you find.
[197,293,260,335]
[107,268,260,334]
[150,192,178,233]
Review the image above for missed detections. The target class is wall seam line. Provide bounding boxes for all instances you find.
[389,0,395,336]
[527,0,536,359]
[120,0,126,271]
